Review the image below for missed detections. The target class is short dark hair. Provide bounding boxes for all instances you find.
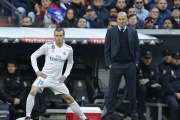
[23,16,32,22]
[108,5,118,12]
[150,7,159,12]
[54,25,65,35]
[77,17,87,23]
[163,18,172,24]
[7,59,17,67]
[128,14,138,20]
[108,18,117,25]
[128,7,136,12]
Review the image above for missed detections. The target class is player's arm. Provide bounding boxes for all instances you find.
[59,48,73,83]
[31,44,48,78]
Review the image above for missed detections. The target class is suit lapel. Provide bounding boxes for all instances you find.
[115,26,120,48]
[127,27,132,48]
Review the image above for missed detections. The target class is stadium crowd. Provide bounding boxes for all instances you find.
[1,0,180,29]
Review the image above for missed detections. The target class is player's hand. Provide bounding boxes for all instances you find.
[35,3,40,14]
[139,79,149,86]
[176,93,180,99]
[109,65,112,69]
[151,83,161,88]
[36,71,47,79]
[59,75,67,83]
[14,98,20,105]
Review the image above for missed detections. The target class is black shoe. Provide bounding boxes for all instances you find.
[25,116,31,120]
[85,118,91,120]
[132,116,139,120]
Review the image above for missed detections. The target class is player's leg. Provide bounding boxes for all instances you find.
[25,77,46,120]
[51,82,90,120]
[60,94,89,120]
[25,86,40,119]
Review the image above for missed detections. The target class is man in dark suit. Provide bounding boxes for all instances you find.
[104,12,140,120]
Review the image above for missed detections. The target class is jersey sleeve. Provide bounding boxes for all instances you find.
[31,44,48,72]
[63,48,74,77]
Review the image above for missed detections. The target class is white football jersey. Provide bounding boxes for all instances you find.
[31,41,73,81]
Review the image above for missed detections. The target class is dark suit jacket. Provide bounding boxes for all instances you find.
[104,26,140,68]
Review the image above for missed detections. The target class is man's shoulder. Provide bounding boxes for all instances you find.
[150,63,158,69]
[46,42,54,45]
[64,43,72,50]
[158,62,163,67]
[108,26,118,32]
[127,26,137,33]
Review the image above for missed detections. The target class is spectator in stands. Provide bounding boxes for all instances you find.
[107,18,118,29]
[158,49,172,84]
[109,6,118,19]
[22,16,33,27]
[144,17,155,29]
[127,7,145,28]
[93,0,109,26]
[157,0,171,22]
[0,60,26,120]
[133,0,150,22]
[127,14,139,29]
[150,0,159,8]
[163,18,173,29]
[69,0,86,18]
[174,0,180,8]
[26,0,41,22]
[170,8,180,29]
[150,7,163,29]
[84,6,105,28]
[34,0,64,27]
[54,0,71,17]
[161,52,180,120]
[116,0,128,13]
[59,8,77,28]
[136,51,162,120]
[77,17,87,28]
[13,0,36,22]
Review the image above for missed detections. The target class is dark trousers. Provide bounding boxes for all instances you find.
[9,99,26,120]
[164,94,180,120]
[137,86,162,112]
[105,61,137,117]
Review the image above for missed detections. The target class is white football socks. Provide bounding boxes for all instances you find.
[26,94,35,117]
[69,101,86,120]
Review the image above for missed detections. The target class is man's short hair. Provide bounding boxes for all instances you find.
[150,7,159,12]
[128,14,138,20]
[54,25,65,35]
[77,17,87,22]
[116,0,126,3]
[7,59,18,67]
[108,18,117,24]
[128,7,136,11]
[23,16,32,22]
[163,18,172,24]
[108,5,118,12]
[158,0,167,3]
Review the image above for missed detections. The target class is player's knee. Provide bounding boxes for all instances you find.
[30,89,38,96]
[66,96,74,104]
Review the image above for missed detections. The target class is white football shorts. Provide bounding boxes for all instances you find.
[32,76,69,95]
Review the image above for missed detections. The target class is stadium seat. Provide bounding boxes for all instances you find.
[44,88,69,109]
[68,57,104,109]
[16,54,36,83]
